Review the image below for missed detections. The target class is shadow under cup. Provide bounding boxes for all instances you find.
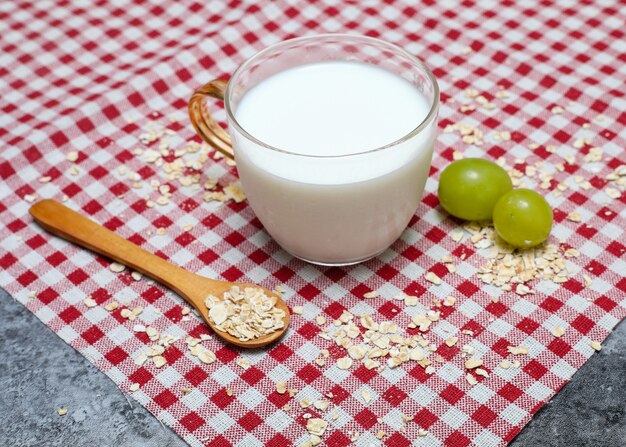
[189,34,439,266]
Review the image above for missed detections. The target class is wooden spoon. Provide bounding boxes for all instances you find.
[30,199,290,348]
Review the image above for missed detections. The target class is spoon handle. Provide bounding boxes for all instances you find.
[30,199,200,298]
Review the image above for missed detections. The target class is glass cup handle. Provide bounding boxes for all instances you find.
[188,79,235,160]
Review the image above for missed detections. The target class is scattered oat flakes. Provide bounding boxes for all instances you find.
[197,349,216,365]
[492,130,511,141]
[425,271,442,285]
[314,400,330,411]
[590,341,602,351]
[146,326,160,341]
[276,381,287,394]
[508,345,529,355]
[401,294,417,306]
[475,368,489,378]
[104,301,119,312]
[224,183,246,203]
[445,337,458,347]
[418,428,428,437]
[360,389,372,403]
[129,383,140,392]
[236,357,250,370]
[203,178,218,190]
[583,146,603,163]
[155,196,169,206]
[306,418,328,437]
[573,137,588,149]
[564,248,580,258]
[336,357,353,370]
[465,357,483,369]
[470,222,569,294]
[292,306,303,315]
[147,345,165,357]
[109,262,125,273]
[363,290,379,299]
[466,373,478,386]
[153,355,167,368]
[120,308,135,320]
[451,229,464,242]
[495,89,510,99]
[606,187,621,199]
[348,345,366,360]
[57,407,68,416]
[551,326,565,338]
[363,358,380,370]
[516,284,533,296]
[567,211,581,222]
[443,296,456,307]
[464,88,479,98]
[66,151,79,162]
[203,191,227,202]
[376,430,386,439]
[83,297,97,308]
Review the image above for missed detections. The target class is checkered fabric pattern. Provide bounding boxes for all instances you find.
[1,1,625,446]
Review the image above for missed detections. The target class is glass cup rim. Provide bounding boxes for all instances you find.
[224,33,440,159]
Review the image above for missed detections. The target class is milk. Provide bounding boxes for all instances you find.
[231,61,436,264]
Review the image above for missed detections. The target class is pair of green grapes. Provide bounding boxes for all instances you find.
[438,158,553,249]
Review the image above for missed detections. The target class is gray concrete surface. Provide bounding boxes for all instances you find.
[0,288,624,446]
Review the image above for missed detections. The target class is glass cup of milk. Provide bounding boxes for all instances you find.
[189,34,439,266]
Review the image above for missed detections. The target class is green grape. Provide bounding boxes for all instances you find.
[438,158,512,221]
[493,189,553,248]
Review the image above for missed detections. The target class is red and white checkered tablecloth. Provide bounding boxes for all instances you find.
[1,1,625,446]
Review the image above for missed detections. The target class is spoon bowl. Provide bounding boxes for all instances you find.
[29,199,290,348]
